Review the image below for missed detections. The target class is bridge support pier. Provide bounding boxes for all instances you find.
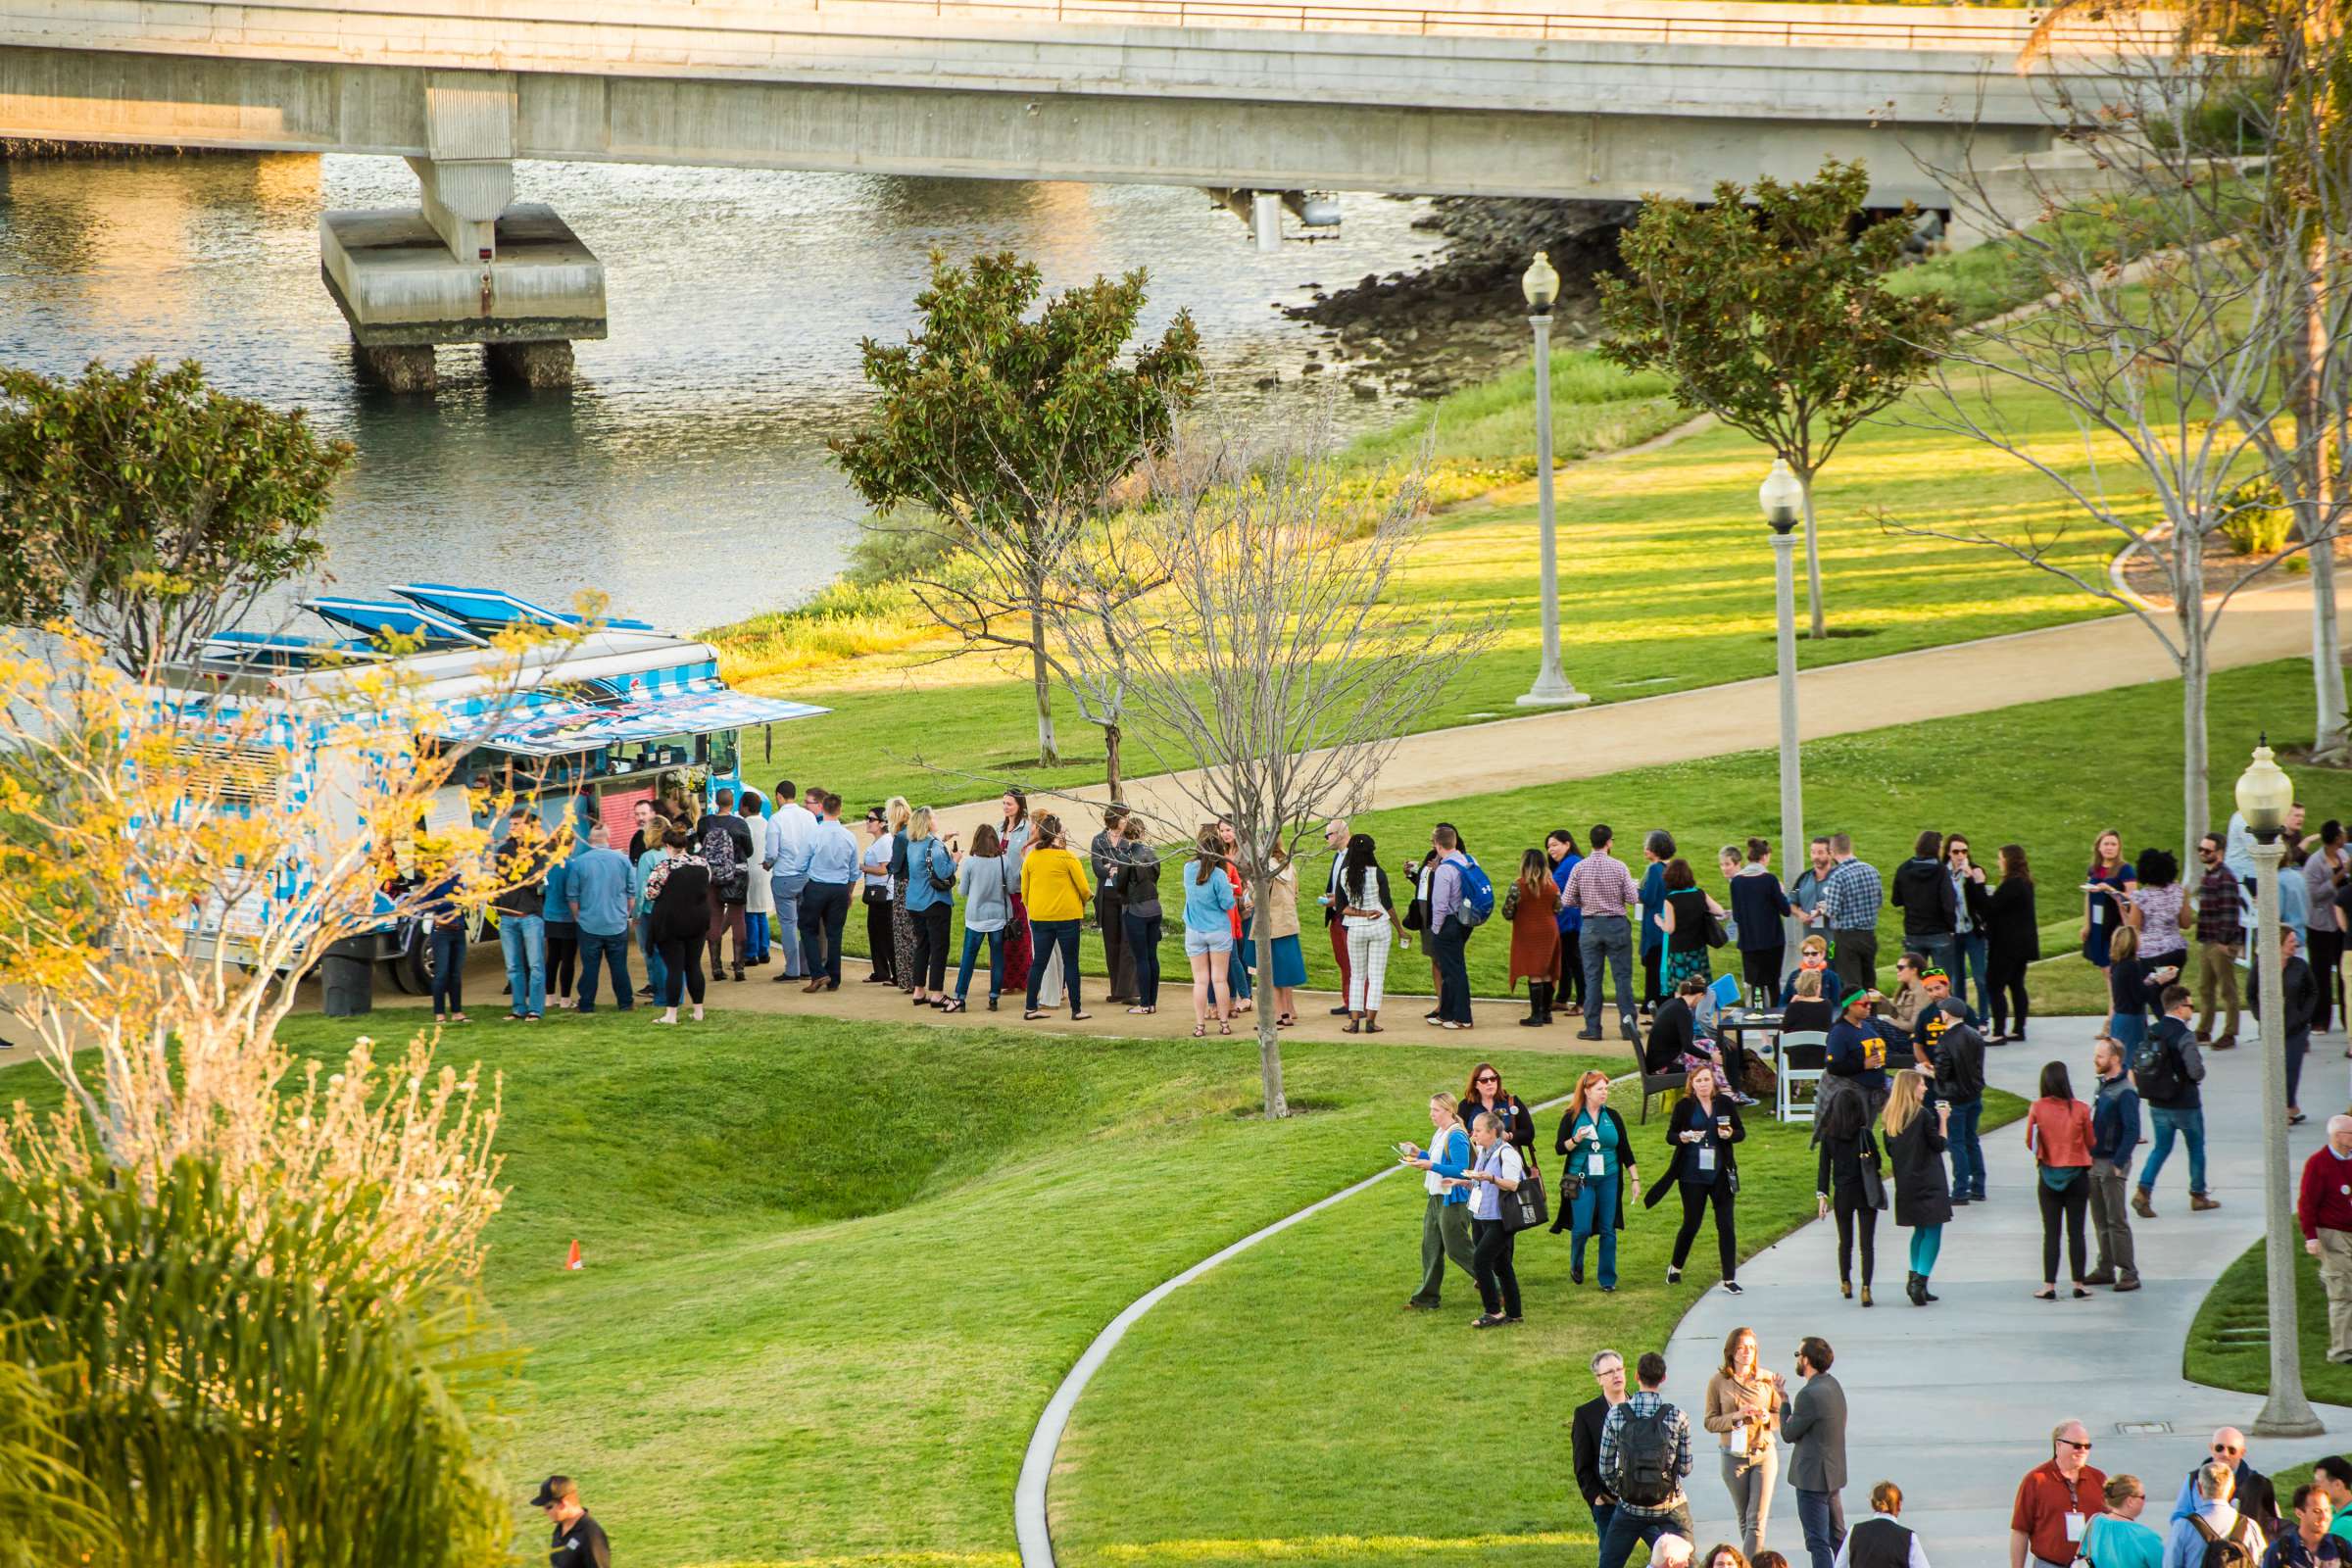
[318,72,605,390]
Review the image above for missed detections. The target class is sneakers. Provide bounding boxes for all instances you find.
[1722,1280,1744,1296]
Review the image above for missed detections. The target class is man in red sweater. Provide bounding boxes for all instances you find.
[2299,1115,2352,1364]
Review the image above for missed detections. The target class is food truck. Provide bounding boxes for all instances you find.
[177,582,826,992]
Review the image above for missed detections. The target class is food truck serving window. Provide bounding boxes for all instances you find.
[171,739,285,807]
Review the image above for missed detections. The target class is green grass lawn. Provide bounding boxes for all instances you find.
[1051,1089,2025,1568]
[2186,1240,2352,1409]
[716,234,2144,808]
[0,1017,1610,1568]
[822,658,2344,1017]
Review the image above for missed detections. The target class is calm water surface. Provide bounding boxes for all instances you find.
[0,155,1441,630]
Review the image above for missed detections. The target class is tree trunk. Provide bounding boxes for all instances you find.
[1029,587,1059,766]
[2180,533,2211,881]
[1799,467,1827,640]
[1252,876,1287,1118]
[2304,234,2351,761]
[1103,719,1123,804]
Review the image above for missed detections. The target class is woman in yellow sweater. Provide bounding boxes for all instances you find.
[1020,812,1096,1021]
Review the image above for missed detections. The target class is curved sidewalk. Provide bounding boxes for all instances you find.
[931,576,2335,841]
[1669,1017,2352,1564]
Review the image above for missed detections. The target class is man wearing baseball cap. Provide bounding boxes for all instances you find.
[531,1476,612,1567]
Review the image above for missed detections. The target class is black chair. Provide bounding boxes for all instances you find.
[1629,1027,1688,1124]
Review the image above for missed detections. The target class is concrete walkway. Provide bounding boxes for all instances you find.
[1670,1018,2352,1565]
[929,575,2336,842]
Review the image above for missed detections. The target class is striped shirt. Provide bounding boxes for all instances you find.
[1561,850,1640,918]
[1821,857,1885,931]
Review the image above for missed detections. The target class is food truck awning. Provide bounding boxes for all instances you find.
[442,678,828,759]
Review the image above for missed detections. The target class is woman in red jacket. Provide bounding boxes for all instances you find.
[2028,1060,2096,1298]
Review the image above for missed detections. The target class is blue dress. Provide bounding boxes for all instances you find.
[2082,861,2136,968]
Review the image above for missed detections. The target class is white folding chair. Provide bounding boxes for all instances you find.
[1777,1029,1830,1122]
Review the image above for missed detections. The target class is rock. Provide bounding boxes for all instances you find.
[1302,361,1324,374]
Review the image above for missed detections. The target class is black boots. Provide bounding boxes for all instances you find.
[1521,980,1553,1027]
[1906,1271,1936,1306]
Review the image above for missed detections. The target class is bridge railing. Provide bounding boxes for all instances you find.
[789,0,2172,49]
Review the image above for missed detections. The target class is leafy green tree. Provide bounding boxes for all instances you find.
[1597,161,1952,637]
[832,252,1202,768]
[0,358,353,673]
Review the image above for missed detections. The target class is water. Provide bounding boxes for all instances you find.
[0,154,1442,632]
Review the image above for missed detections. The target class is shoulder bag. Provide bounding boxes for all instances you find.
[1857,1130,1889,1211]
[1502,1148,1548,1232]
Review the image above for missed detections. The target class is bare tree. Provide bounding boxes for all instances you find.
[1884,31,2328,871]
[1052,406,1496,1116]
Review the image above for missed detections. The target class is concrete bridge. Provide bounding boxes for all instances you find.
[0,0,2143,386]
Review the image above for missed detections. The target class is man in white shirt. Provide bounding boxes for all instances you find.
[764,779,816,981]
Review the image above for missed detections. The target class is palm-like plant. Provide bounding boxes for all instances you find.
[0,1160,514,1568]
[0,1345,114,1568]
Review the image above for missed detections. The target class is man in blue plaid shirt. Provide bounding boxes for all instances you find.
[1820,833,1886,995]
[1596,1350,1695,1568]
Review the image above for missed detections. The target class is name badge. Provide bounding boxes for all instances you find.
[2065,1511,2086,1542]
[1697,1146,1717,1173]
[1589,1152,1607,1177]
[2091,905,2105,926]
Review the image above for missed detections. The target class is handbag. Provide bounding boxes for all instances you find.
[1502,1150,1548,1232]
[861,882,889,906]
[1859,1133,1889,1211]
[1501,882,1522,921]
[1704,909,1731,949]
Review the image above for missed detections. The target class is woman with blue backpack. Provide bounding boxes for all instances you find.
[902,807,959,1006]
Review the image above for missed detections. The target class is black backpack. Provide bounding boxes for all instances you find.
[2131,1029,2183,1102]
[1612,1405,1678,1507]
[2191,1513,2257,1568]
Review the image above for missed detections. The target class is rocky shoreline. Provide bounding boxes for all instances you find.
[1,138,207,159]
[1281,196,1637,398]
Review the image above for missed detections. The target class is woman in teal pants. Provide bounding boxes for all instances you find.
[1554,1069,1638,1291]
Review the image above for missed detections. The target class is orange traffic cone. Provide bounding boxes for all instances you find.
[564,1240,582,1270]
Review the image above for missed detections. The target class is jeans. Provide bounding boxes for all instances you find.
[1719,1443,1778,1561]
[769,871,808,977]
[745,909,769,963]
[1910,932,1959,987]
[1027,917,1084,1012]
[1909,1222,1943,1277]
[2038,1174,2089,1284]
[707,892,747,974]
[1595,1502,1693,1568]
[498,912,546,1017]
[1832,1182,1878,1285]
[574,928,633,1010]
[428,923,467,1014]
[1794,1488,1845,1568]
[2138,1105,2209,1196]
[1570,1169,1621,1289]
[956,927,1005,1002]
[1947,1096,1985,1200]
[1469,1214,1521,1318]
[909,901,952,992]
[1672,1179,1739,1281]
[2290,1032,2311,1107]
[640,915,667,1000]
[1589,1501,1617,1557]
[1955,929,1990,1019]
[1410,1194,1475,1306]
[545,924,577,1002]
[1581,913,1637,1027]
[1430,913,1472,1023]
[1123,910,1163,1007]
[1559,926,1585,1006]
[798,880,851,985]
[1228,915,1253,1004]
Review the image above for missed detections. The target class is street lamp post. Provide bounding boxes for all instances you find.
[1760,459,1805,871]
[1515,250,1589,710]
[2240,735,2325,1438]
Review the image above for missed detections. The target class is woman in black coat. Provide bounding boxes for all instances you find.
[1644,1061,1745,1294]
[648,828,712,1024]
[1813,1077,1883,1305]
[1984,843,2040,1044]
[1883,1068,1953,1307]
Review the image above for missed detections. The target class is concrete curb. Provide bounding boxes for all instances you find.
[1011,1083,1585,1568]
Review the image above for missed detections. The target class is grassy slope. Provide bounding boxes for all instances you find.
[820,659,2338,1016]
[0,1018,1606,1568]
[1052,1090,2026,1568]
[714,240,2140,808]
[2186,1240,2352,1408]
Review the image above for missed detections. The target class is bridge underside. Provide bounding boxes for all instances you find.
[0,45,2041,209]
